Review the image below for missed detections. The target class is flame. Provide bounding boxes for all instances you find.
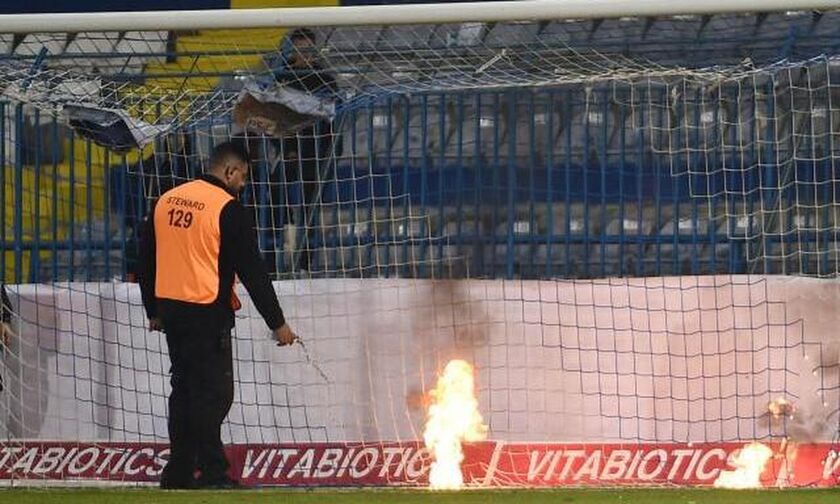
[713,442,773,489]
[422,359,487,490]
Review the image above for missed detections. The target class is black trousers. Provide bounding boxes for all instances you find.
[162,320,234,483]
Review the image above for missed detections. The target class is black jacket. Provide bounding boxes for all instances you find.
[1,284,11,325]
[138,174,285,331]
[0,284,10,392]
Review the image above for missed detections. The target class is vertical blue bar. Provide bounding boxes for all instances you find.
[103,149,111,279]
[437,94,446,275]
[68,129,76,281]
[717,90,734,274]
[669,87,679,276]
[803,84,815,275]
[308,123,322,272]
[401,96,411,277]
[527,92,537,277]
[51,115,59,281]
[13,104,23,283]
[599,89,608,277]
[798,89,810,275]
[690,87,702,275]
[269,121,282,270]
[120,153,128,281]
[563,90,572,278]
[652,87,663,276]
[582,91,591,278]
[635,87,646,276]
[32,109,41,282]
[331,116,342,273]
[419,96,429,277]
[734,87,752,274]
[348,107,359,273]
[85,139,93,281]
[455,93,465,272]
[0,102,6,281]
[715,87,732,273]
[678,91,704,275]
[330,116,340,271]
[647,88,677,276]
[825,116,832,274]
[473,93,484,276]
[821,120,831,275]
[505,92,517,280]
[253,134,267,270]
[492,93,502,276]
[545,91,555,277]
[617,88,628,276]
[762,80,776,274]
[205,119,213,180]
[383,96,394,278]
[366,101,376,275]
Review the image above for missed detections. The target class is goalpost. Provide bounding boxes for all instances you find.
[0,0,839,488]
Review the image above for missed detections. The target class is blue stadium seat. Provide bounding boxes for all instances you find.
[654,205,711,275]
[593,205,656,277]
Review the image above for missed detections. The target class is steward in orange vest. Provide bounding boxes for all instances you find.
[138,141,296,490]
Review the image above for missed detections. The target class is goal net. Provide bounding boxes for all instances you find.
[0,0,839,488]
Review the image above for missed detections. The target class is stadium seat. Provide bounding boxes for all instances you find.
[654,206,711,275]
[593,205,656,277]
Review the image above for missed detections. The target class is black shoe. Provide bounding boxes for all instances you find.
[160,474,197,490]
[195,475,241,489]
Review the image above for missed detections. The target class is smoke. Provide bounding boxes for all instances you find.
[775,346,839,443]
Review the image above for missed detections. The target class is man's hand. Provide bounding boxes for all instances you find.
[273,323,297,347]
[149,318,163,332]
[0,322,15,348]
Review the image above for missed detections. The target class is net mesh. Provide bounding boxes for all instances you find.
[0,7,839,487]
[3,14,840,276]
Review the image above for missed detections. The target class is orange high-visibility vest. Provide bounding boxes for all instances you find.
[154,179,233,304]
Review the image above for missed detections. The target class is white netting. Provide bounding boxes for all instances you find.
[2,12,840,276]
[1,5,839,488]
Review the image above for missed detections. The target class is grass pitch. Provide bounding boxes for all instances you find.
[0,488,838,504]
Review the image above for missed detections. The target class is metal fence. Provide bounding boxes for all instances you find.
[2,81,835,283]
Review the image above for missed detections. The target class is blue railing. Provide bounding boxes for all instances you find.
[2,80,837,283]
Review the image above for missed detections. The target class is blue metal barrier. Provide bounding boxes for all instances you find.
[1,82,836,283]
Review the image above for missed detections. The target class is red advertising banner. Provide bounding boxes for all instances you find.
[0,441,837,487]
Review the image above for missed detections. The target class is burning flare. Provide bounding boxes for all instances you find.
[423,359,487,490]
[767,397,796,420]
[713,442,773,489]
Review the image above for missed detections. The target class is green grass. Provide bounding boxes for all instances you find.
[0,488,838,504]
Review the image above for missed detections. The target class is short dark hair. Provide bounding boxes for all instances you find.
[209,140,249,169]
[288,28,316,45]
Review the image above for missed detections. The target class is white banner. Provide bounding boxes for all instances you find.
[1,276,838,444]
